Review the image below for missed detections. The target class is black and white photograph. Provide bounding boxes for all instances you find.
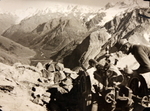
[0,0,150,111]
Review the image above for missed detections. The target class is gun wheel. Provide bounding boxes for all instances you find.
[128,75,148,97]
[141,96,149,107]
[105,92,115,103]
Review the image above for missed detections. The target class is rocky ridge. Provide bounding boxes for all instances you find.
[0,1,150,70]
[0,61,79,111]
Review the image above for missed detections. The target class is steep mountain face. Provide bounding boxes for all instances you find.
[2,13,64,46]
[0,36,36,65]
[2,3,150,70]
[104,8,150,45]
[86,12,106,29]
[63,28,111,69]
[97,8,150,66]
[63,7,150,70]
[1,2,133,65]
[0,13,17,34]
[1,2,137,46]
[2,14,88,61]
[31,16,88,60]
[2,6,99,47]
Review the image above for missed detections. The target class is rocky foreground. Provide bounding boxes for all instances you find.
[0,62,78,111]
[0,53,146,111]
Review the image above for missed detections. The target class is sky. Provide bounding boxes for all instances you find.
[0,0,149,12]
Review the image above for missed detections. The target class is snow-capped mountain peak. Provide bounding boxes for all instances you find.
[0,0,147,25]
[7,4,101,24]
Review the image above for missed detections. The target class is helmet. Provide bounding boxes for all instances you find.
[116,39,128,50]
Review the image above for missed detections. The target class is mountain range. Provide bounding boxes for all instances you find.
[1,1,150,111]
[0,0,150,70]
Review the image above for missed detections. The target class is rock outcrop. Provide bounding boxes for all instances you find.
[0,61,78,111]
[64,28,111,70]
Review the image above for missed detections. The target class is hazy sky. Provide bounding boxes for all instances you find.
[0,0,149,12]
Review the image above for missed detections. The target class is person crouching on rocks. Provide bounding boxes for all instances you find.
[115,38,150,75]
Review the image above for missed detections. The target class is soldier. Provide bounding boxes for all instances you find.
[116,39,150,74]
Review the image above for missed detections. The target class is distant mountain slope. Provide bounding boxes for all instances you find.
[2,13,88,47]
[2,14,88,61]
[31,16,88,60]
[0,36,36,65]
[1,13,59,46]
[2,4,150,69]
[0,13,17,34]
[86,12,106,29]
